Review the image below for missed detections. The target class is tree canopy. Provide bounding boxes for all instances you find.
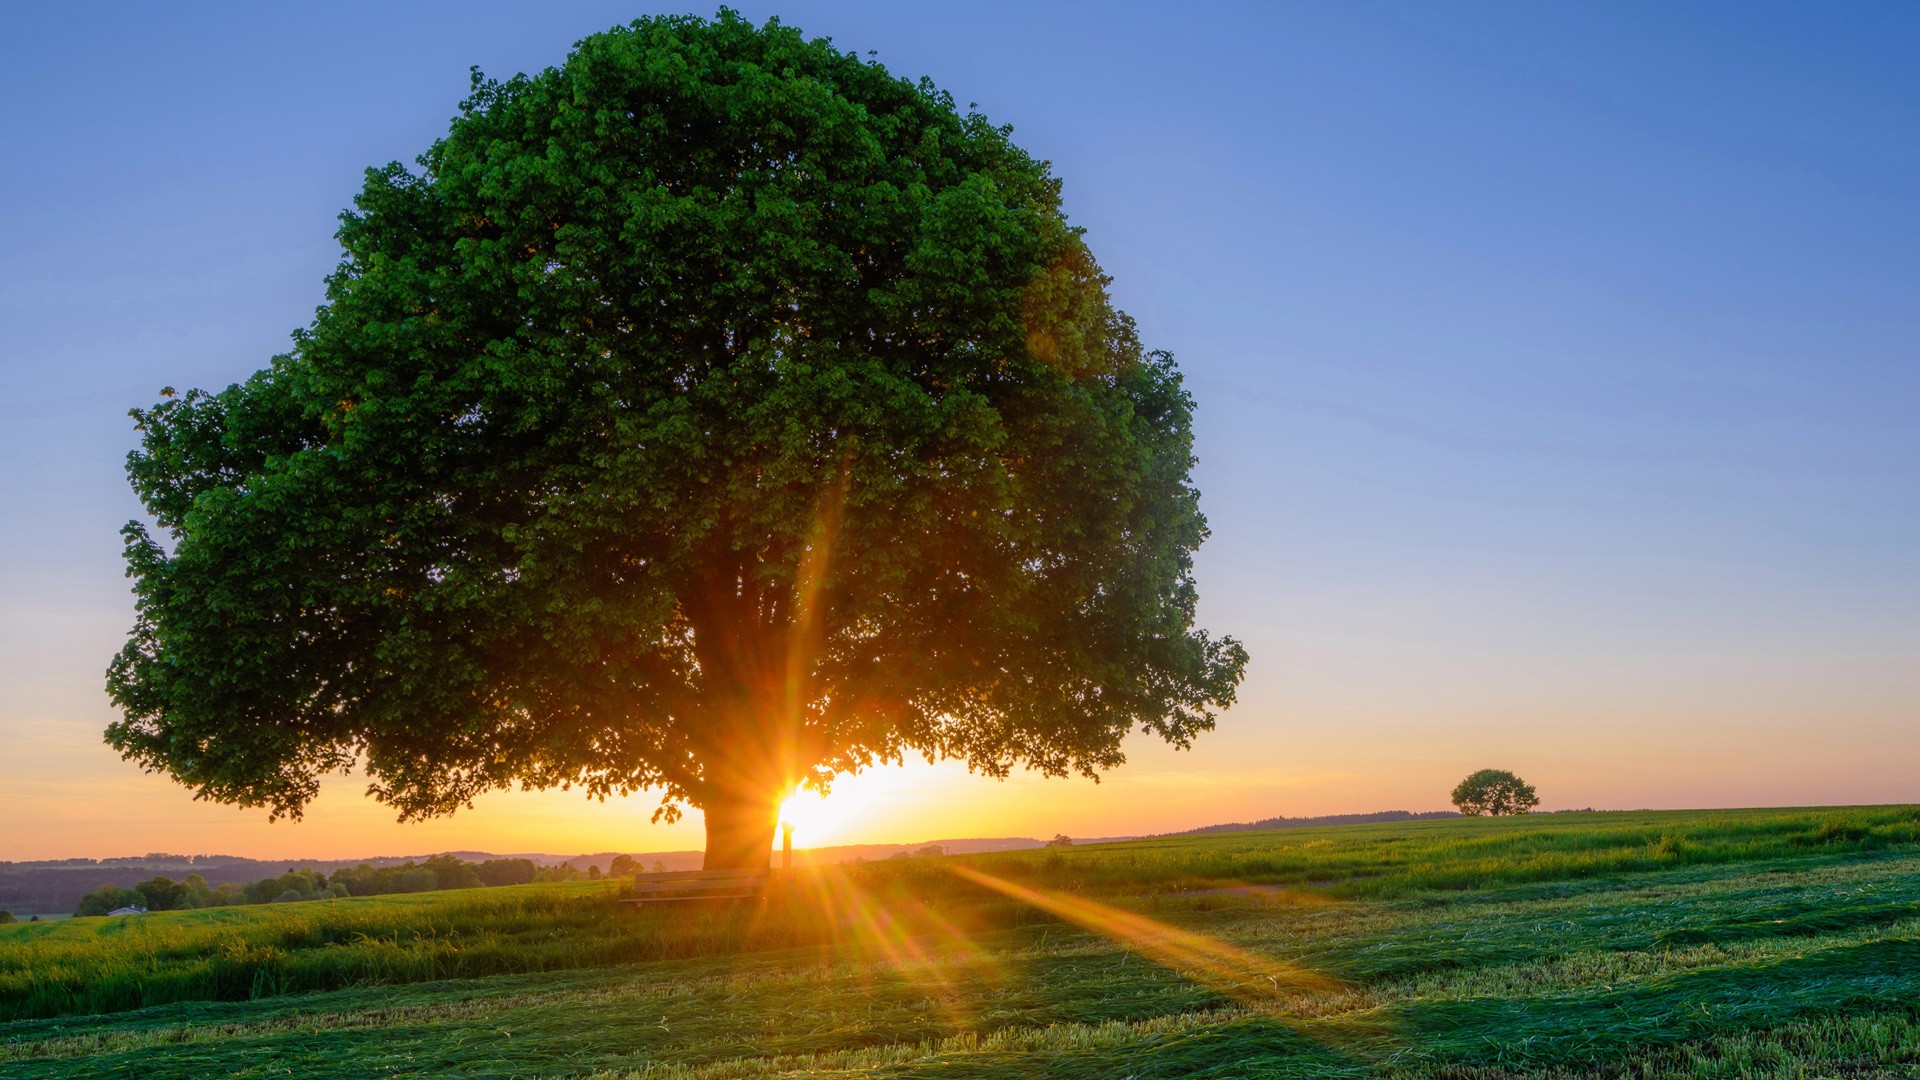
[1451,769,1540,817]
[107,11,1247,868]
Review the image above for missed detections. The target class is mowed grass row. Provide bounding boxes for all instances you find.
[3,805,1919,1024]
[0,875,1064,1024]
[4,826,1920,1076]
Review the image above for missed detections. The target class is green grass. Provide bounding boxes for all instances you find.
[6,806,1920,1077]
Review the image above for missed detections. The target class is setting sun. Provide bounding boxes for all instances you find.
[776,765,967,849]
[776,789,839,848]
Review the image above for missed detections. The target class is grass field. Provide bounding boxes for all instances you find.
[6,806,1920,1077]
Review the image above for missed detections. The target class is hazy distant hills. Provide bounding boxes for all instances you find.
[1157,809,1463,836]
[0,810,1480,915]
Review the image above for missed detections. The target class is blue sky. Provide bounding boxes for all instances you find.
[3,2,1915,858]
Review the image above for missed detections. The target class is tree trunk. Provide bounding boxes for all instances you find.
[701,789,781,870]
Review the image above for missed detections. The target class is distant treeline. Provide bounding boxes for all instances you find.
[71,855,633,917]
[1,851,683,916]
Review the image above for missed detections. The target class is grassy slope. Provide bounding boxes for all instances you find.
[5,806,1920,1077]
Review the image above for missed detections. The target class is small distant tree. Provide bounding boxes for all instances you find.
[1451,769,1540,817]
[423,855,481,890]
[608,855,638,878]
[274,870,323,899]
[180,873,213,908]
[1045,834,1075,848]
[392,868,438,893]
[0,911,15,924]
[915,845,946,858]
[474,858,539,887]
[328,864,379,897]
[75,885,143,917]
[134,876,187,911]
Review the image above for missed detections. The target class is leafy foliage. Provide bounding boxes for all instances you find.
[1451,768,1541,816]
[133,876,187,912]
[71,887,142,917]
[106,10,1244,867]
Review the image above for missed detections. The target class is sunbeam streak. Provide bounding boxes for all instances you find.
[769,865,1001,1032]
[947,864,1347,1005]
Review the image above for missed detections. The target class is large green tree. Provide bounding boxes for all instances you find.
[107,11,1247,869]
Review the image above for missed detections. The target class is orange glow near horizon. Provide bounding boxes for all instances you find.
[10,662,1920,862]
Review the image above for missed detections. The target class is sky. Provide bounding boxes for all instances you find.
[2,2,1916,861]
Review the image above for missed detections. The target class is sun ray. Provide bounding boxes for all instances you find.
[948,864,1345,1002]
[779,864,999,1031]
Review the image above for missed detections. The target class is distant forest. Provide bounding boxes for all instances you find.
[64,854,644,918]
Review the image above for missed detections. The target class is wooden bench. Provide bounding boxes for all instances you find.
[621,868,770,904]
